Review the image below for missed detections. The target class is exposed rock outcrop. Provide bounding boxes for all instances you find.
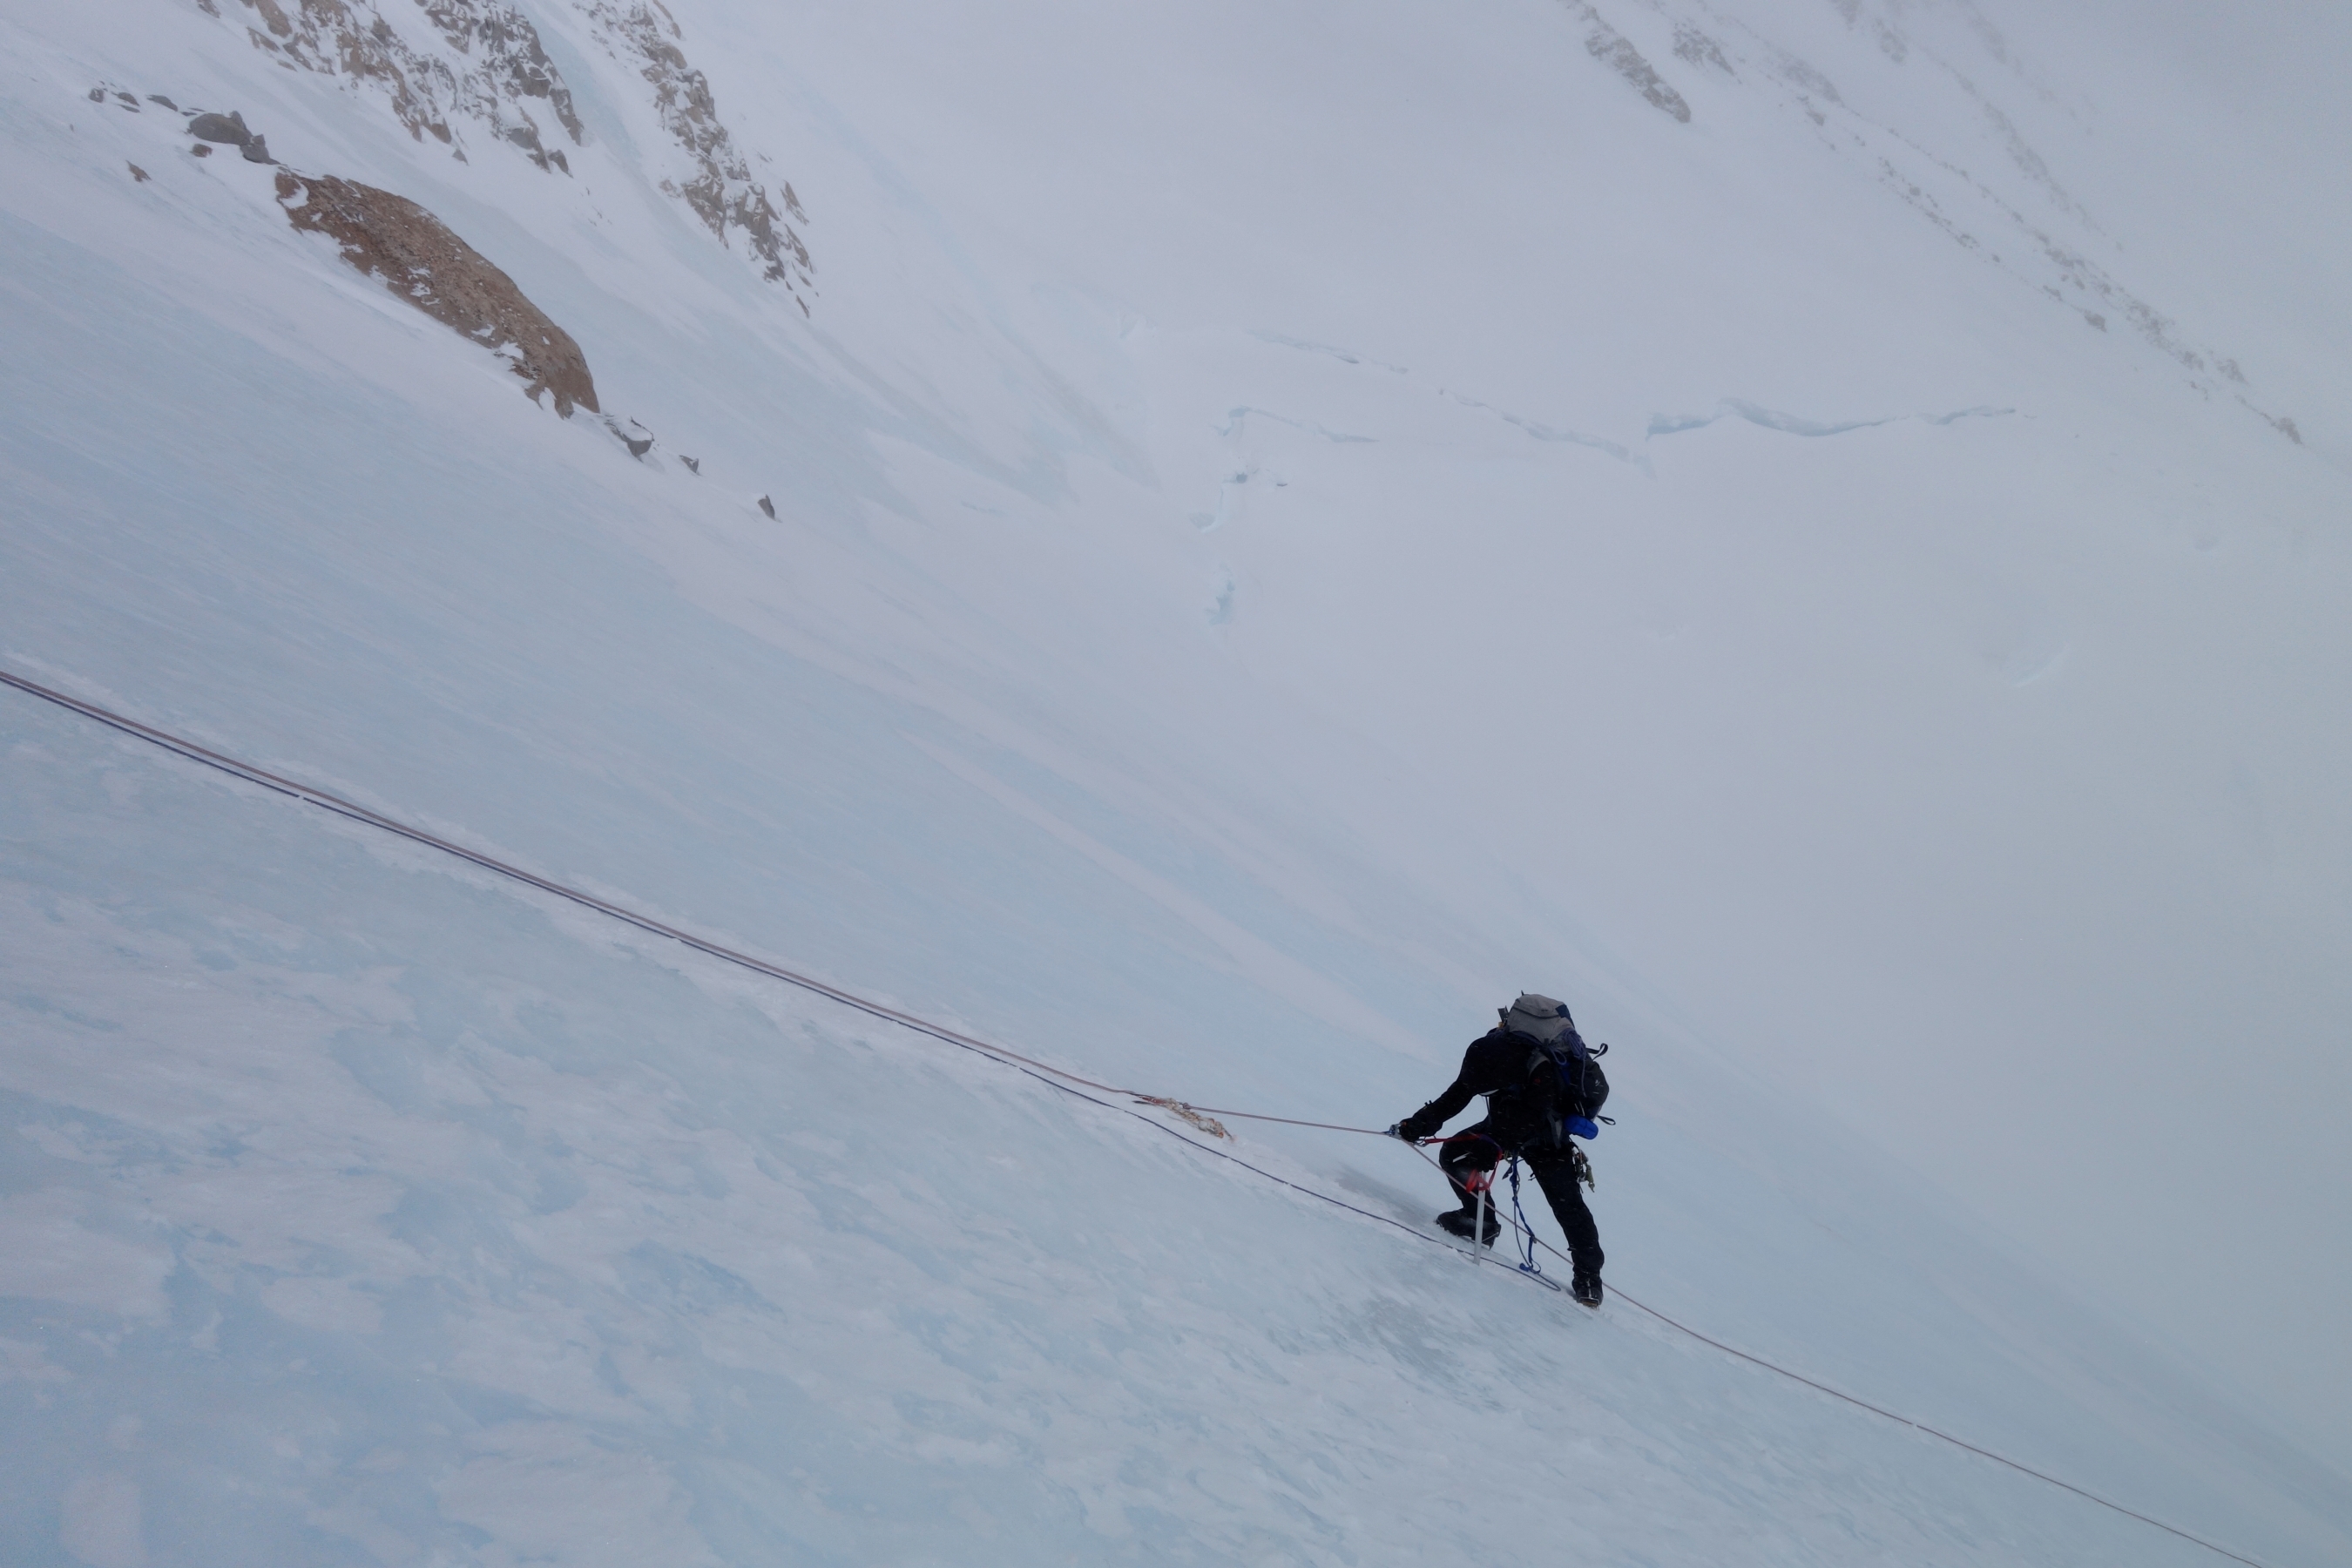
[184,107,274,159]
[230,0,579,172]
[584,1,814,304]
[1566,3,1692,123]
[198,0,814,303]
[603,415,652,456]
[418,0,584,155]
[187,111,251,145]
[275,169,598,416]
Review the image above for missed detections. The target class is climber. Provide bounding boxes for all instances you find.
[1390,992,1608,1306]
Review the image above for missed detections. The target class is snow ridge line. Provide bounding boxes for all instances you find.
[0,665,2273,1568]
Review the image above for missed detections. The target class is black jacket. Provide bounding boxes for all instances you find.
[1396,1027,1583,1149]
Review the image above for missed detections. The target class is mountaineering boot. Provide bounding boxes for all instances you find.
[1436,1208,1501,1247]
[1572,1274,1604,1308]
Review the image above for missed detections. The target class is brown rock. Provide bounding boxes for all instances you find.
[275,170,598,416]
[128,163,151,183]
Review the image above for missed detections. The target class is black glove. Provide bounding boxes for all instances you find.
[1391,1112,1437,1143]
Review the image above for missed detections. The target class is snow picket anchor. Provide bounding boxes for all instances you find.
[1132,1096,1231,1139]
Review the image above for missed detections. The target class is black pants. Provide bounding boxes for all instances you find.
[1437,1122,1604,1280]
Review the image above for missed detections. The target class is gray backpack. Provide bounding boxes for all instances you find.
[1500,992,1612,1126]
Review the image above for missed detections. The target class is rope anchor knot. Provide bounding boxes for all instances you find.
[1134,1096,1231,1139]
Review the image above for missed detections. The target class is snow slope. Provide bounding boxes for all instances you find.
[3,0,2349,1563]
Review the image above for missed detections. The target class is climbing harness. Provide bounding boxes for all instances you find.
[0,661,2274,1568]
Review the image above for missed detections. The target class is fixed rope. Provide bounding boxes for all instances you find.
[0,664,2274,1568]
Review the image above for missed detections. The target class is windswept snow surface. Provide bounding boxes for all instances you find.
[4,1,2350,1564]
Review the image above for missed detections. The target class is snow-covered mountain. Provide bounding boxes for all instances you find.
[3,1,2348,1564]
